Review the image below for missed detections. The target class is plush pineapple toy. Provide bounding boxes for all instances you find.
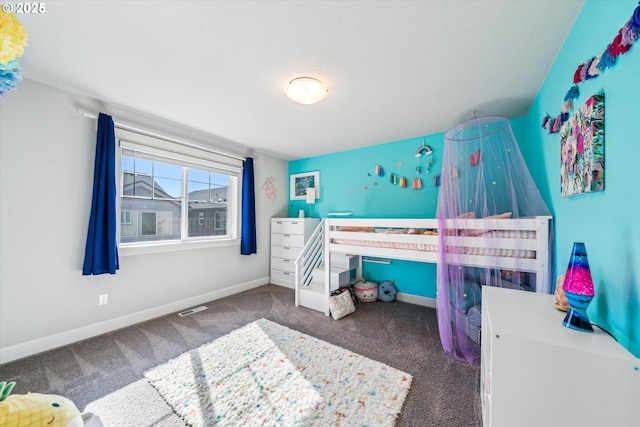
[0,381,83,427]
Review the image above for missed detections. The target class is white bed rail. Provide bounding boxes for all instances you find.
[325,216,552,294]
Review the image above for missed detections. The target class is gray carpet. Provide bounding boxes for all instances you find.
[0,285,482,426]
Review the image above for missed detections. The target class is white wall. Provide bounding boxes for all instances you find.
[0,79,289,363]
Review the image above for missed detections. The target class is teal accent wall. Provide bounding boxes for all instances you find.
[289,1,640,359]
[289,134,444,298]
[522,0,640,358]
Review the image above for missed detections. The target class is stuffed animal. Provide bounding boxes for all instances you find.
[0,381,83,427]
[354,278,378,302]
[555,274,569,312]
[378,280,397,302]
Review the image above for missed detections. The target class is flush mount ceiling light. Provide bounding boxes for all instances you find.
[285,77,328,105]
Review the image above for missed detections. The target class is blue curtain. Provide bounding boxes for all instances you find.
[240,157,257,255]
[82,113,119,275]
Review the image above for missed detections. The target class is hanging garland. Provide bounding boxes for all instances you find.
[373,163,423,190]
[0,11,28,96]
[542,2,640,134]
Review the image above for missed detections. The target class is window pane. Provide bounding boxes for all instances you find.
[187,181,209,201]
[210,172,229,188]
[154,162,181,180]
[187,167,228,238]
[154,177,181,199]
[122,172,136,196]
[121,156,134,173]
[120,200,181,243]
[122,156,182,200]
[135,158,153,175]
[120,146,236,245]
[188,168,210,183]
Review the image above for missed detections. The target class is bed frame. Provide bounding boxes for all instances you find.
[295,216,553,316]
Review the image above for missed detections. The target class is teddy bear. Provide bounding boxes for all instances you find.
[0,381,85,427]
[378,280,397,302]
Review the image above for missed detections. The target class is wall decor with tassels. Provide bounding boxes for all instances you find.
[542,2,639,134]
[370,142,435,190]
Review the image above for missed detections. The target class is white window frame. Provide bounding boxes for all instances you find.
[116,129,243,256]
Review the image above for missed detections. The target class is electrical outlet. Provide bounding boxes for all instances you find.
[99,294,108,305]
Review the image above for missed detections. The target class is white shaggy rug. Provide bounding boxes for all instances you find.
[144,318,412,426]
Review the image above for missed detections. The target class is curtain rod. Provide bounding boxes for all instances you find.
[77,110,247,162]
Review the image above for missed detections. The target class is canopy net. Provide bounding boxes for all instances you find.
[436,116,553,365]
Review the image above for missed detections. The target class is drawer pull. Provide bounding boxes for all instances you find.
[283,234,290,237]
[284,246,290,249]
[283,259,290,263]
[283,272,291,275]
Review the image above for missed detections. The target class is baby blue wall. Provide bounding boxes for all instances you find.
[522,0,640,358]
[289,134,444,298]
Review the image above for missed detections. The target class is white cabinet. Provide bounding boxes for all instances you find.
[481,286,640,427]
[270,218,320,288]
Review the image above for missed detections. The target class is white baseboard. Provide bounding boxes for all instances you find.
[0,277,270,364]
[395,292,437,308]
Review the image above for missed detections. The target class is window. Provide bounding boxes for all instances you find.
[118,130,241,248]
[120,211,138,237]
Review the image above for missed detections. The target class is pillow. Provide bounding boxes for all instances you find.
[485,212,512,220]
[461,212,512,237]
[338,226,375,232]
[446,212,477,235]
[328,290,356,320]
[456,212,475,219]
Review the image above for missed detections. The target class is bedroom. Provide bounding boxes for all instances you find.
[1,1,639,425]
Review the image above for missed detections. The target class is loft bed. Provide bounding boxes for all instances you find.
[305,215,553,358]
[323,216,552,291]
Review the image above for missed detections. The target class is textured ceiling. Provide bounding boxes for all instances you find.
[18,1,584,160]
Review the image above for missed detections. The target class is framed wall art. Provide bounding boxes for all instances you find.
[560,93,605,198]
[290,171,320,200]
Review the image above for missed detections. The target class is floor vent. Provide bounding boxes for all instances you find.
[178,306,207,317]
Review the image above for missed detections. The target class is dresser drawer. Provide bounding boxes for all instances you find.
[271,245,302,259]
[271,268,295,287]
[271,219,305,234]
[271,233,304,247]
[272,257,296,272]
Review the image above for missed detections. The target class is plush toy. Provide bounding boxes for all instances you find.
[555,274,569,312]
[378,280,397,302]
[354,278,378,302]
[0,381,84,427]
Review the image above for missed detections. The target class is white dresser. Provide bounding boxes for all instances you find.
[481,286,639,427]
[270,218,320,288]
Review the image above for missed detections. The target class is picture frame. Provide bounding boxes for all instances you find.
[560,93,605,198]
[290,171,320,200]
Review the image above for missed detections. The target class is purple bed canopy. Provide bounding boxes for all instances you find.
[436,116,553,365]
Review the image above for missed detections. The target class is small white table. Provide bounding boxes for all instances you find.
[481,286,640,427]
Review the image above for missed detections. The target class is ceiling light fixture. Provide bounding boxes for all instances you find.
[285,77,328,105]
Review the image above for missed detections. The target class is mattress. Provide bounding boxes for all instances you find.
[332,230,537,259]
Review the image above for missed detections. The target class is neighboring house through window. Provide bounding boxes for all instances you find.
[117,128,241,248]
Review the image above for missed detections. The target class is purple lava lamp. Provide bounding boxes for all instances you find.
[562,242,595,332]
